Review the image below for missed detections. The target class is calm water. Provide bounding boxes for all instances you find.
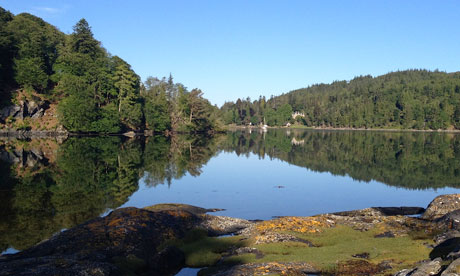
[1,129,460,254]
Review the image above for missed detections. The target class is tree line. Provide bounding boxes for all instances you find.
[221,70,460,130]
[0,7,219,133]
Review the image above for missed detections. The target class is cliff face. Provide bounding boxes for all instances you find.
[0,90,64,134]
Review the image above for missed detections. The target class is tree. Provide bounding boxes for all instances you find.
[6,13,64,92]
[70,19,100,58]
[143,77,170,132]
[13,57,48,91]
[0,7,15,88]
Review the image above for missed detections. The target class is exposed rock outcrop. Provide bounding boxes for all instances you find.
[2,195,460,276]
[423,194,460,220]
[0,207,200,276]
[0,204,252,276]
[0,99,49,121]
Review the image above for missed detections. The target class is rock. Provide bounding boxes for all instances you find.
[123,131,136,137]
[0,105,21,120]
[352,252,370,259]
[253,232,315,246]
[0,99,49,121]
[374,231,395,238]
[336,259,386,275]
[434,230,460,246]
[394,268,415,276]
[409,258,442,276]
[430,237,460,260]
[439,210,460,230]
[0,207,201,275]
[144,203,224,215]
[14,101,25,119]
[55,125,67,133]
[334,206,424,217]
[372,207,425,216]
[200,214,253,236]
[205,262,319,276]
[441,258,460,275]
[143,203,250,236]
[31,108,44,118]
[423,194,460,220]
[25,100,38,116]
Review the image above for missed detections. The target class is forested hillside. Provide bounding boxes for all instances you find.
[221,70,460,130]
[0,7,219,133]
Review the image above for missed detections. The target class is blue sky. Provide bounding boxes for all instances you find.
[2,0,460,106]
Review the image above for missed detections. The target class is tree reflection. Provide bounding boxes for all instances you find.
[1,130,460,252]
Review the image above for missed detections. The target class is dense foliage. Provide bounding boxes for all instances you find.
[222,70,460,130]
[0,7,218,133]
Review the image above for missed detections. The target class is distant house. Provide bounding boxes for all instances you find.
[286,122,291,127]
[292,111,305,119]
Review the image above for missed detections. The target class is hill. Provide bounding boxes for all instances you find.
[0,7,219,134]
[221,70,460,130]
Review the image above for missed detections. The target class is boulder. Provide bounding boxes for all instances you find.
[31,108,45,118]
[0,105,21,120]
[25,100,39,116]
[144,203,252,236]
[0,207,201,276]
[423,194,460,220]
[0,99,48,121]
[441,258,460,275]
[394,258,443,276]
[439,209,460,230]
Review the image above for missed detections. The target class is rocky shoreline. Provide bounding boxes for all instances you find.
[1,196,460,275]
[0,128,68,138]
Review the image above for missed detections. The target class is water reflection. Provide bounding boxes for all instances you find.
[222,129,460,189]
[1,129,460,252]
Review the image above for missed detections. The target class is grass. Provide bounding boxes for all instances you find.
[249,225,433,274]
[161,225,434,275]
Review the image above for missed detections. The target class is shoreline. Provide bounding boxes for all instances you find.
[227,125,460,133]
[1,195,460,275]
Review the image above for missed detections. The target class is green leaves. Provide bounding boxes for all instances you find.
[222,70,460,130]
[13,57,48,91]
[1,7,218,134]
